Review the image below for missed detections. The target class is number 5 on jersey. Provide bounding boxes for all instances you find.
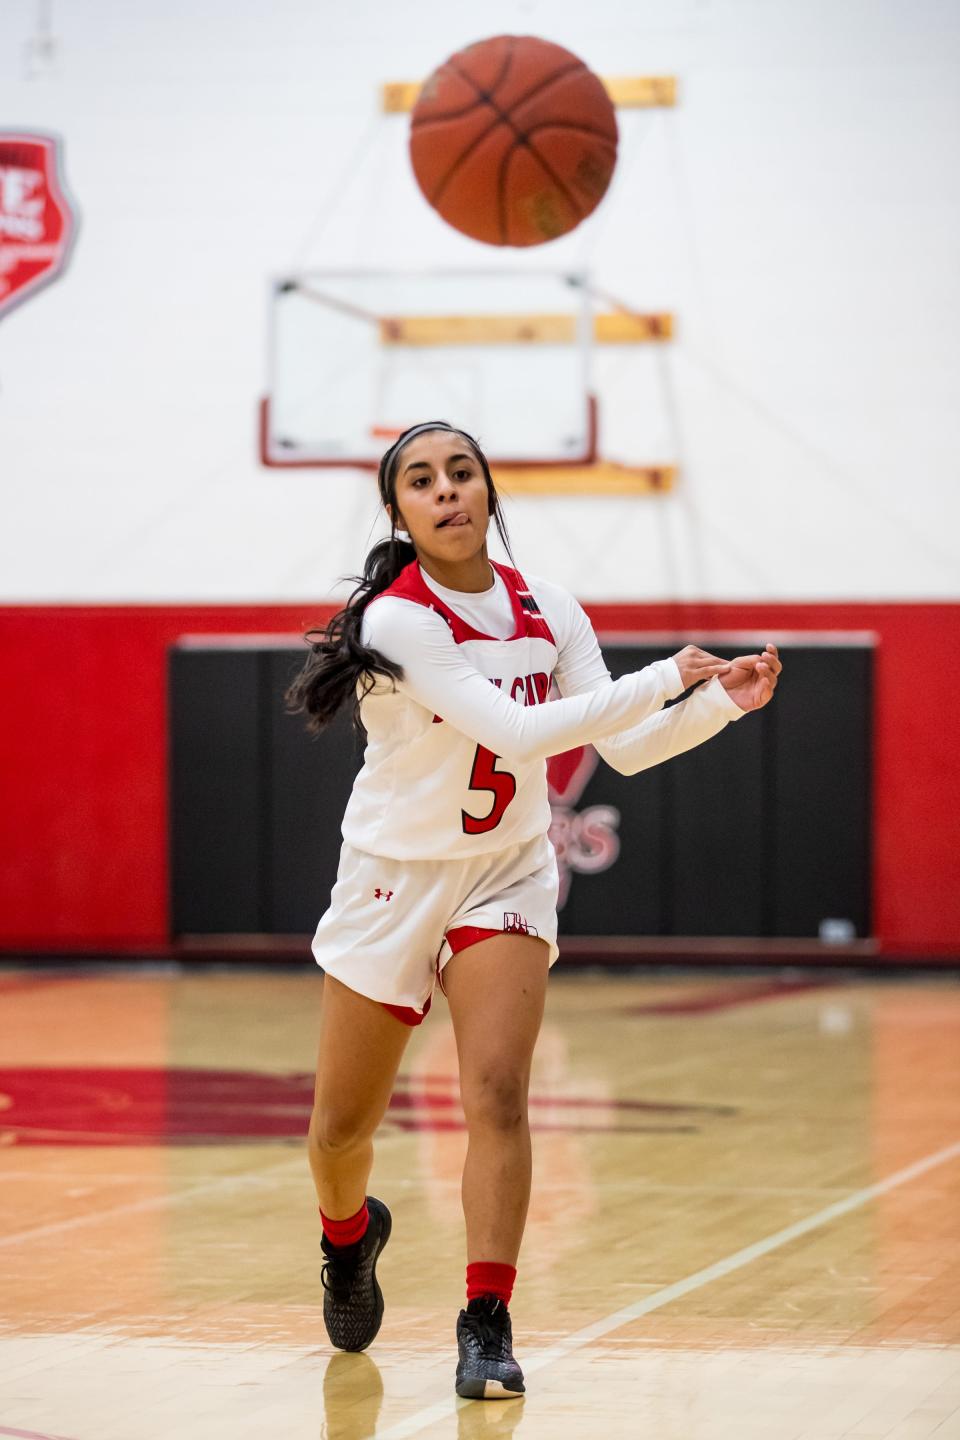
[461,745,518,835]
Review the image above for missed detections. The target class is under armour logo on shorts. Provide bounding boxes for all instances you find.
[374,888,394,902]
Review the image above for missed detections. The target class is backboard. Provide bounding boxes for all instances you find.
[260,268,597,470]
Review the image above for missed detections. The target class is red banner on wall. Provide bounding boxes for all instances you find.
[0,131,78,320]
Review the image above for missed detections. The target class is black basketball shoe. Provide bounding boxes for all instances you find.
[320,1196,392,1352]
[455,1295,525,1400]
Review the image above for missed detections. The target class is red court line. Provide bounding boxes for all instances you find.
[627,979,832,1015]
[0,1426,82,1440]
[0,977,86,996]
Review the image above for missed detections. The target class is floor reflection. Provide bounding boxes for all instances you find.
[321,1351,383,1440]
[457,1393,526,1437]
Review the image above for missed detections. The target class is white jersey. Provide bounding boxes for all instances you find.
[339,560,745,860]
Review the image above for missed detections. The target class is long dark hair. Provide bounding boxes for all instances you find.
[285,421,515,734]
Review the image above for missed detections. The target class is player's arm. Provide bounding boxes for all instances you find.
[545,584,746,777]
[591,681,745,775]
[361,599,724,766]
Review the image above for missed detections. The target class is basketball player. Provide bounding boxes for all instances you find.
[286,422,781,1400]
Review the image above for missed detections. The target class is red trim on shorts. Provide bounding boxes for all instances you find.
[382,993,432,1027]
[446,925,501,956]
[437,926,502,997]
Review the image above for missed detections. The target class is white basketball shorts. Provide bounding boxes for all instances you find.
[311,833,560,1020]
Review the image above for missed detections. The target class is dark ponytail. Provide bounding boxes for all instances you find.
[285,421,515,734]
[285,534,416,734]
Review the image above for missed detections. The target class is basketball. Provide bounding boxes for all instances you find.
[409,35,619,247]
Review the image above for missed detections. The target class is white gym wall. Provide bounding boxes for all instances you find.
[1,0,957,601]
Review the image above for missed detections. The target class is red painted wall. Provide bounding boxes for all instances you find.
[1,602,958,958]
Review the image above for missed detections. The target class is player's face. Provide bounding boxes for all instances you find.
[390,432,490,561]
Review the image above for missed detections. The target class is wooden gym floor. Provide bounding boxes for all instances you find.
[1,965,958,1439]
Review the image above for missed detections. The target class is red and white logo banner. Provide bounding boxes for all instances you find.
[547,745,621,909]
[0,131,78,321]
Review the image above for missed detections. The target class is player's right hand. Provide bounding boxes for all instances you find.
[670,645,732,690]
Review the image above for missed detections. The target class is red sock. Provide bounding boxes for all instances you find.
[466,1261,516,1306]
[320,1201,369,1248]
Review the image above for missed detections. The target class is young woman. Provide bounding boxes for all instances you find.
[286,421,781,1400]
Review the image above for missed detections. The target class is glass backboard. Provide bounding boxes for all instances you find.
[260,268,597,469]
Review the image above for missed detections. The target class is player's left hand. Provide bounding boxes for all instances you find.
[718,643,782,711]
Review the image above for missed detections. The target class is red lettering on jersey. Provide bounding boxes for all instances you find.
[526,671,550,706]
[510,675,526,702]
